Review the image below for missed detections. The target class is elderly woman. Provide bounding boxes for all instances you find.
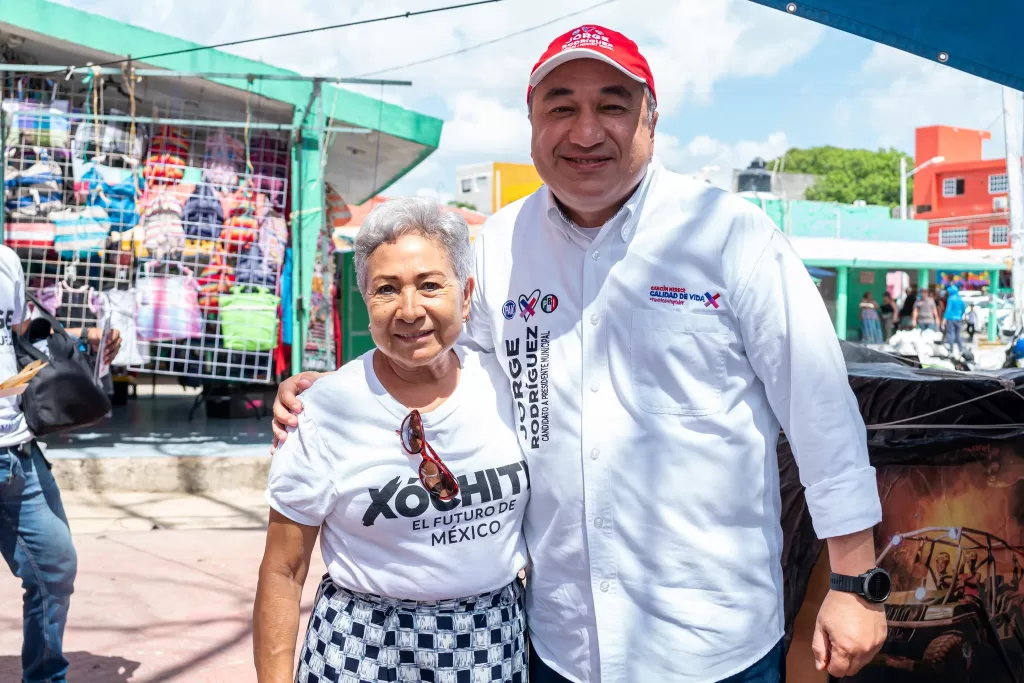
[253,198,529,682]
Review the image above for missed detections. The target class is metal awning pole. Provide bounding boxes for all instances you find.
[0,110,370,134]
[0,64,411,87]
[1002,86,1024,330]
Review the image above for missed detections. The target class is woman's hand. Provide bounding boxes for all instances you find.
[254,509,319,682]
[271,372,326,451]
[86,328,122,366]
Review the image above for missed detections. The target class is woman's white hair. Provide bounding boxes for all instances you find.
[353,197,473,297]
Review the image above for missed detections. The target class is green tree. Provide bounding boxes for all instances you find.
[769,146,914,208]
[447,200,478,211]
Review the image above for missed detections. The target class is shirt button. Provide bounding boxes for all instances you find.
[590,381,600,393]
[595,517,604,528]
[591,251,600,260]
[600,581,610,592]
[621,226,630,240]
[590,313,599,325]
[590,448,600,460]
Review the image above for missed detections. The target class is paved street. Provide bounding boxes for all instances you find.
[0,490,324,683]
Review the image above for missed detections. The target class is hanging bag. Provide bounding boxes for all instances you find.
[2,80,71,149]
[182,183,225,240]
[140,191,186,258]
[50,206,111,258]
[12,289,111,436]
[219,285,280,352]
[135,262,204,341]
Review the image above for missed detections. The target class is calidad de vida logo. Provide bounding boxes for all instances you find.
[502,289,556,449]
[649,285,722,308]
[360,461,531,547]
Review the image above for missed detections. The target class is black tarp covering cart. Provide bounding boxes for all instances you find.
[781,342,1024,682]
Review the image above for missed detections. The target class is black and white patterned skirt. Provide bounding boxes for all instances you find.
[296,575,528,683]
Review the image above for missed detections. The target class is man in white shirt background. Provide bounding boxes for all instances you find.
[272,25,888,683]
[0,244,121,683]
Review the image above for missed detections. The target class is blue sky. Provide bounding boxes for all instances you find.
[55,0,1007,197]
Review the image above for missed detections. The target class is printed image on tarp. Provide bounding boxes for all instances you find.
[845,440,1024,683]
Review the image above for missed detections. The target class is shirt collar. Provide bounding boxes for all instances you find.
[545,158,661,245]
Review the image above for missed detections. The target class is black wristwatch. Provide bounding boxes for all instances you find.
[830,568,892,604]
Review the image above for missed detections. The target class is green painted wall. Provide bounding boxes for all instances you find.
[745,197,930,243]
[845,269,890,341]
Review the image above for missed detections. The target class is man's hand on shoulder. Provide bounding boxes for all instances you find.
[271,372,327,452]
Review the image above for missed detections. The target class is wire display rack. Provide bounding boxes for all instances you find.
[2,65,292,384]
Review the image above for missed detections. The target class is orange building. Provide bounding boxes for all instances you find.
[913,125,1011,250]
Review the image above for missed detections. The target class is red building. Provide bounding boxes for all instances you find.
[913,125,1011,250]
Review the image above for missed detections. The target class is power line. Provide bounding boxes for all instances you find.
[354,0,618,78]
[35,0,504,78]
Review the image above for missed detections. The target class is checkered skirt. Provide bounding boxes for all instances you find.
[296,575,528,683]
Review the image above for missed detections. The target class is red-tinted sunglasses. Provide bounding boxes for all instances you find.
[397,410,459,501]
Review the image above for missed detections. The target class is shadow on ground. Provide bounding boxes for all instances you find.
[0,651,141,682]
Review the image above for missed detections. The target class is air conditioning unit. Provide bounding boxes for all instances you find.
[994,196,1009,211]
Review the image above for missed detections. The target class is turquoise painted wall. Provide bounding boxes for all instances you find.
[745,197,930,243]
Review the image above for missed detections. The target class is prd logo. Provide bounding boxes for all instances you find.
[541,294,559,314]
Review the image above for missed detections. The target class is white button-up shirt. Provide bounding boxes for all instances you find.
[463,160,882,683]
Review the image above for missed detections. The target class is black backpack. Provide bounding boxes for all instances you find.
[15,291,111,436]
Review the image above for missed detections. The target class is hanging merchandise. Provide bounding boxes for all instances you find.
[143,125,191,184]
[219,285,280,352]
[82,166,142,234]
[2,80,71,149]
[135,262,203,342]
[257,206,288,266]
[50,206,111,258]
[302,229,337,371]
[197,249,235,312]
[202,130,245,193]
[3,148,64,220]
[140,190,186,258]
[94,289,147,367]
[235,243,278,289]
[182,182,225,240]
[250,133,289,212]
[5,222,55,250]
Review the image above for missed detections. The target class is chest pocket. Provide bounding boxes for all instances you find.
[630,311,730,416]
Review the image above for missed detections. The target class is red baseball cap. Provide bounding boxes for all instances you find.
[527,25,656,105]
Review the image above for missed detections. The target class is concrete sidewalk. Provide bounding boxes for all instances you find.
[0,490,325,683]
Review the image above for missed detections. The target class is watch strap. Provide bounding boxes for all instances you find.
[830,572,864,595]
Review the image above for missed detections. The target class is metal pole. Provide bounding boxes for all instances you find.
[12,110,370,134]
[0,64,413,87]
[900,156,907,220]
[1002,86,1024,329]
[989,269,1000,342]
[836,266,849,340]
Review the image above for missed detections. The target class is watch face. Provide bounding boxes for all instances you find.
[866,570,892,602]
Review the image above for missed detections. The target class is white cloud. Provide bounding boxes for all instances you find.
[438,93,532,158]
[657,131,788,189]
[847,45,1004,155]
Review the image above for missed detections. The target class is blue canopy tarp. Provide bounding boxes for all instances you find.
[747,1,1024,91]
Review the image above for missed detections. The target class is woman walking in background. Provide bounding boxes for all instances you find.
[860,292,884,344]
[880,292,897,343]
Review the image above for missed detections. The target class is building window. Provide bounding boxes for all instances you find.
[460,178,473,193]
[989,173,1009,194]
[938,227,969,247]
[942,178,965,197]
[990,225,1010,246]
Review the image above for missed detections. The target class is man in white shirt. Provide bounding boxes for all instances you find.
[272,24,887,683]
[0,244,121,683]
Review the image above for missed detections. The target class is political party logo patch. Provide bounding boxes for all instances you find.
[519,289,541,322]
[704,292,721,309]
[541,294,558,314]
[502,300,517,320]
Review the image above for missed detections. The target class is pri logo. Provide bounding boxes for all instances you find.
[541,294,559,314]
[519,289,542,322]
[502,300,517,320]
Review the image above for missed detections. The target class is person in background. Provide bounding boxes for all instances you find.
[931,284,946,321]
[879,293,897,343]
[859,292,884,344]
[898,286,918,330]
[965,304,978,343]
[913,289,939,332]
[0,244,121,683]
[942,285,967,354]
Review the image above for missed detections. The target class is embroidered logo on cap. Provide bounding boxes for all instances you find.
[563,26,614,52]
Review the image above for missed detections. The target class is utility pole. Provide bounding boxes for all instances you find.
[900,156,907,220]
[1003,86,1024,329]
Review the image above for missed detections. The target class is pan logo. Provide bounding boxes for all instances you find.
[502,300,517,320]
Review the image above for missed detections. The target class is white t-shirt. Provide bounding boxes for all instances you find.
[266,346,530,601]
[0,246,32,448]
